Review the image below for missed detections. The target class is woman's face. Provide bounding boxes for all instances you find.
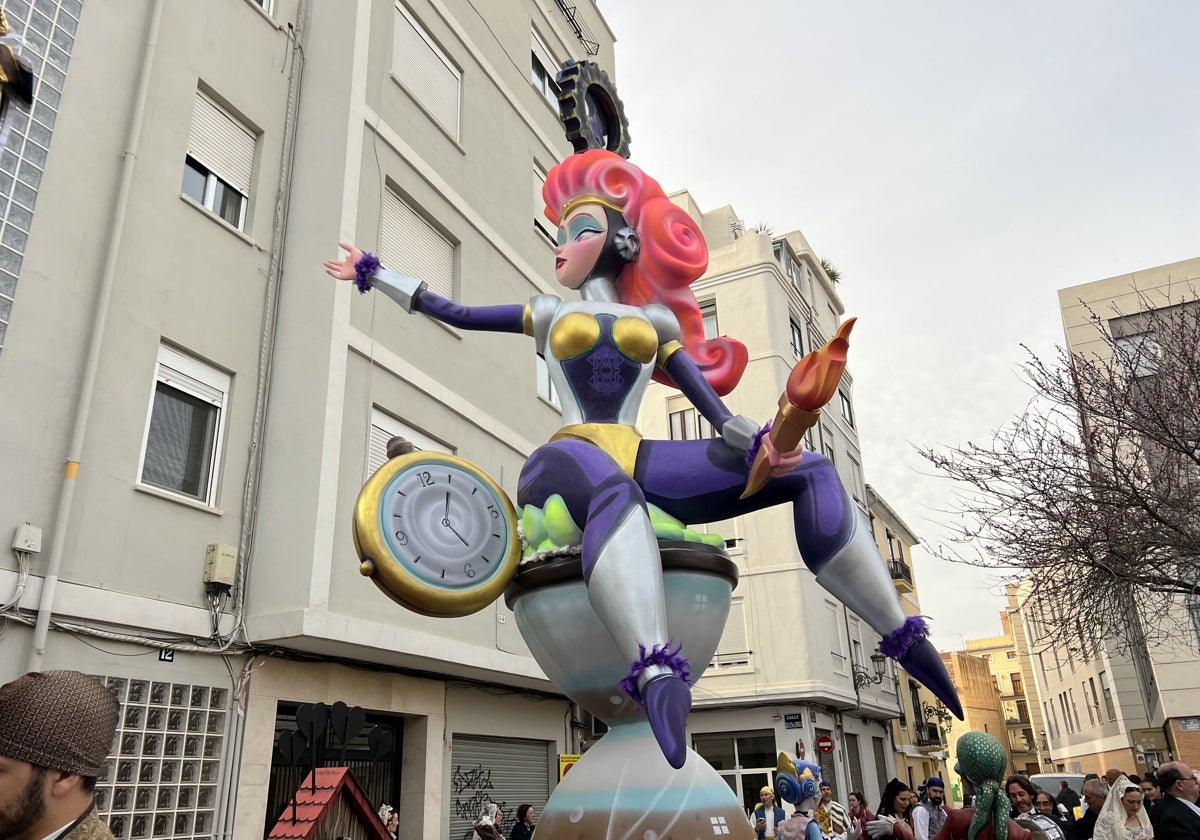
[893,790,914,812]
[525,807,536,824]
[1034,794,1055,815]
[848,794,860,810]
[554,204,609,290]
[1121,789,1143,817]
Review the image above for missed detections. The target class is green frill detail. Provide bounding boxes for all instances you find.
[518,496,725,559]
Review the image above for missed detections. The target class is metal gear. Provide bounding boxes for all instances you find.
[556,60,631,158]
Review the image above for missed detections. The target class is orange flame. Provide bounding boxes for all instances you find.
[785,318,855,410]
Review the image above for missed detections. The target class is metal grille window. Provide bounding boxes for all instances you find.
[267,704,404,833]
[392,3,461,138]
[380,188,455,301]
[184,91,254,231]
[139,346,230,506]
[93,677,229,839]
[712,597,749,668]
[368,408,452,476]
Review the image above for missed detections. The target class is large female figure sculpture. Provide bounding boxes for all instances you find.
[327,149,959,769]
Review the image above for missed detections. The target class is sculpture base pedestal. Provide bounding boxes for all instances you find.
[539,721,753,840]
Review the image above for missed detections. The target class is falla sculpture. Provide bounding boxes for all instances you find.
[335,60,962,838]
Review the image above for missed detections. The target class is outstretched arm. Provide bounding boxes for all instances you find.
[324,242,525,334]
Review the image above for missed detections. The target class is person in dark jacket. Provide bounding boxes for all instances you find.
[1058,783,1082,820]
[1075,779,1109,840]
[509,804,535,840]
[1149,762,1200,840]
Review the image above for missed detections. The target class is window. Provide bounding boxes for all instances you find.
[839,390,854,428]
[1098,671,1116,721]
[535,355,559,407]
[139,346,230,506]
[1011,673,1023,695]
[1082,682,1095,726]
[885,529,902,562]
[530,30,560,108]
[790,318,804,357]
[818,424,836,465]
[1006,650,1018,660]
[712,597,749,668]
[1188,594,1200,649]
[392,3,461,138]
[668,405,717,441]
[368,408,451,476]
[1112,331,1162,380]
[1068,688,1081,731]
[847,454,863,502]
[692,730,776,813]
[533,165,555,243]
[380,189,455,300]
[852,638,864,668]
[250,0,273,13]
[183,91,254,231]
[700,301,718,340]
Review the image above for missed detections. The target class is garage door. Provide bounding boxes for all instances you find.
[449,736,551,840]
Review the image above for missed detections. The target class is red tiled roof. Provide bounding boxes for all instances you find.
[266,766,393,840]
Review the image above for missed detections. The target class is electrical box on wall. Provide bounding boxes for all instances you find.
[11,523,42,553]
[204,543,237,587]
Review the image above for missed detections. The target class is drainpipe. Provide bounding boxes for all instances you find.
[218,3,308,837]
[27,0,166,672]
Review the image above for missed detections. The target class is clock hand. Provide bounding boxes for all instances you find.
[445,521,470,547]
[444,491,450,520]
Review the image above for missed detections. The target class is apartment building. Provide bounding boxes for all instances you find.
[868,486,950,795]
[1018,255,1200,775]
[632,194,909,812]
[963,589,1049,776]
[0,1,615,837]
[940,651,1008,805]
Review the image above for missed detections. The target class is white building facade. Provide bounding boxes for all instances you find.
[0,1,616,837]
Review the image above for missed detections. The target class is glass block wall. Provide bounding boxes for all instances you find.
[95,675,231,840]
[0,0,81,353]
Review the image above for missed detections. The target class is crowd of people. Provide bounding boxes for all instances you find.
[748,758,1200,840]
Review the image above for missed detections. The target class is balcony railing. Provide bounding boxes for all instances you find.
[888,559,914,591]
[915,723,941,747]
[1005,716,1031,726]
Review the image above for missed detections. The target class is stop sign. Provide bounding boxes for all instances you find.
[816,735,835,753]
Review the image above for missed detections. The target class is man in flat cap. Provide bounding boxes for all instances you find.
[0,670,119,840]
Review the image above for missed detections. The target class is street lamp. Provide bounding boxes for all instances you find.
[852,650,888,688]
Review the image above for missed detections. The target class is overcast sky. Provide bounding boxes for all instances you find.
[600,1,1200,647]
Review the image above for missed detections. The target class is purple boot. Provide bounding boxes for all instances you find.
[643,674,692,769]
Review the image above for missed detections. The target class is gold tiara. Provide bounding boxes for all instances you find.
[560,194,624,220]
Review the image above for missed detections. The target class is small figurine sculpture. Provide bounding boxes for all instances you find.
[328,148,961,770]
[775,753,834,840]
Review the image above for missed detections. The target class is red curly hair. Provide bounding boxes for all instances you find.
[542,150,747,395]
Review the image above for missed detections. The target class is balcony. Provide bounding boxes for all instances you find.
[888,559,914,593]
[915,723,942,748]
[1005,716,1031,727]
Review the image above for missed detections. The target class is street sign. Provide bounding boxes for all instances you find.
[784,713,804,729]
[816,735,835,753]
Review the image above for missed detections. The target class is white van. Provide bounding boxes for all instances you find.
[1030,773,1086,796]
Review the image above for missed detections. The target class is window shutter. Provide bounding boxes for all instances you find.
[188,92,255,194]
[380,190,455,301]
[714,598,748,666]
[368,409,452,477]
[392,5,460,137]
[449,737,550,840]
[534,167,555,239]
[845,733,865,800]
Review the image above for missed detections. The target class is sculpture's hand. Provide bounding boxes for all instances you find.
[762,433,804,477]
[720,415,760,452]
[323,241,363,282]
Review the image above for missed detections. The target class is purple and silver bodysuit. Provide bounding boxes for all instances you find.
[367,265,962,767]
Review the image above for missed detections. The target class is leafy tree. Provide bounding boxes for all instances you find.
[920,288,1200,653]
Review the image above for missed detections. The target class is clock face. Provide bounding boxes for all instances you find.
[353,451,521,617]
[380,462,511,588]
